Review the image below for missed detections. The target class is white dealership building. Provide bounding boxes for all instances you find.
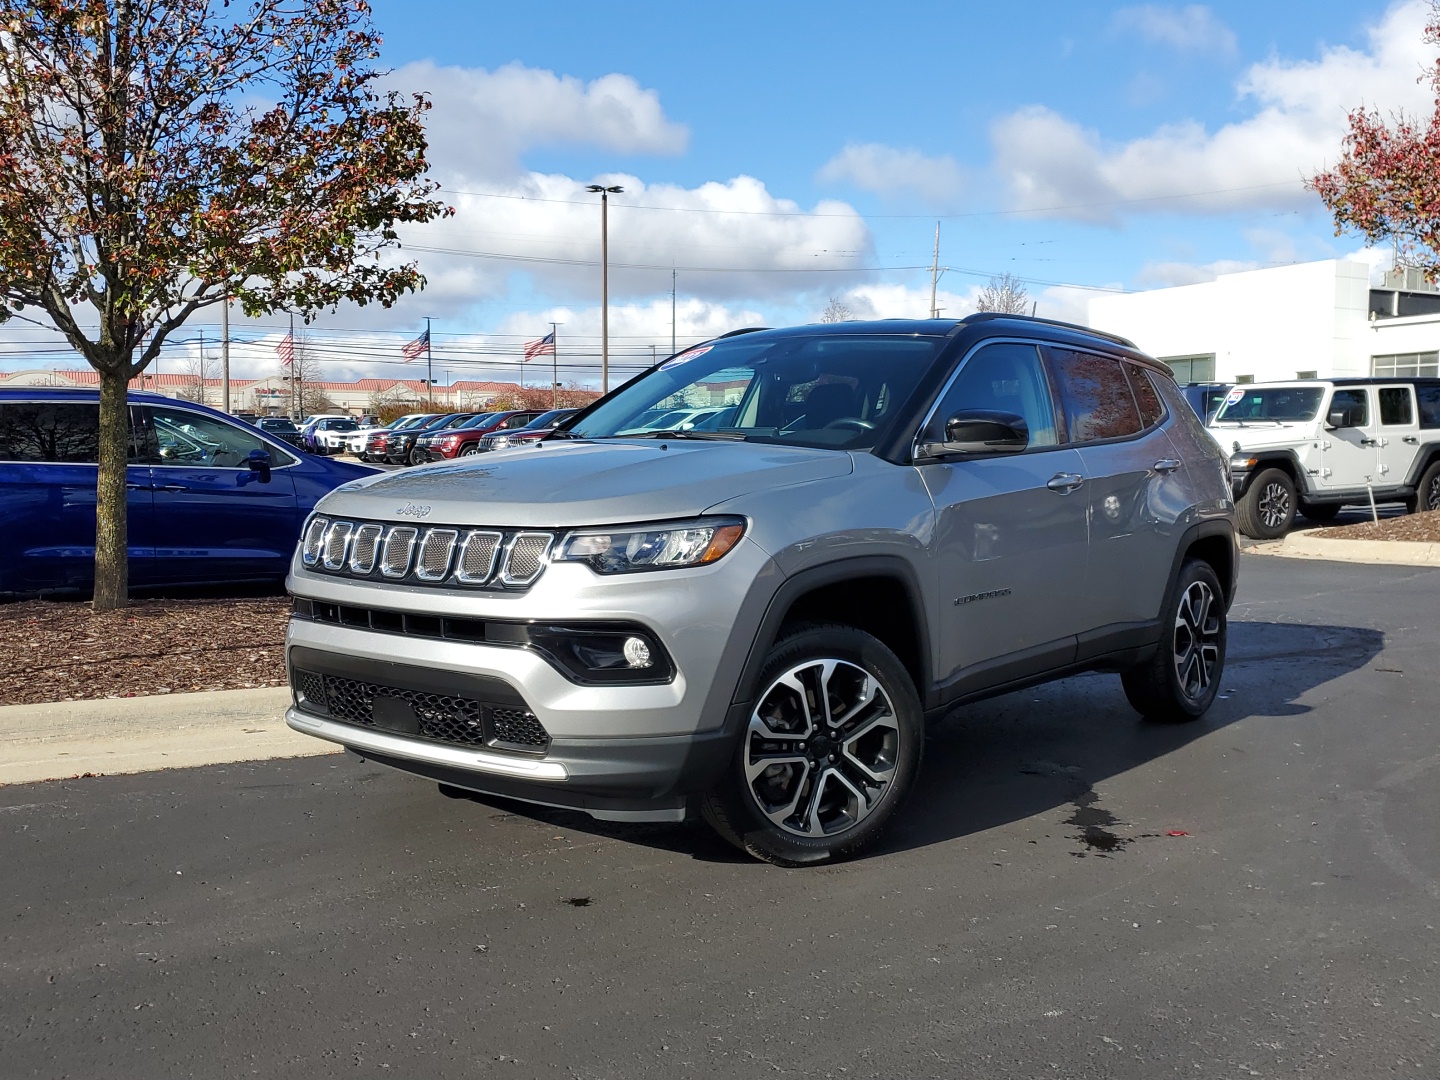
[1089,258,1440,384]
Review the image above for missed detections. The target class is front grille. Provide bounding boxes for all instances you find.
[300,515,557,591]
[293,668,549,752]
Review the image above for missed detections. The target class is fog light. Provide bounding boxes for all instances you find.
[623,636,653,669]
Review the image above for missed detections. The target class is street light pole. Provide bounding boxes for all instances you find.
[586,184,623,393]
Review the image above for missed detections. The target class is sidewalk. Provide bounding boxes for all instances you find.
[0,686,337,786]
[1248,531,1440,567]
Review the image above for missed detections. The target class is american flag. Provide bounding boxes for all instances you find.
[523,332,555,361]
[276,332,294,367]
[402,329,429,362]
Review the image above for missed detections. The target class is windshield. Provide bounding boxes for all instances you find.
[1214,386,1325,423]
[326,420,358,432]
[565,331,945,449]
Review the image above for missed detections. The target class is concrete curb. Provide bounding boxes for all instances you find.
[0,685,339,786]
[1249,532,1440,566]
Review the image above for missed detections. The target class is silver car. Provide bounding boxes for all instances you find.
[285,315,1237,866]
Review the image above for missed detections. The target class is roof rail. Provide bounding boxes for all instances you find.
[961,311,1136,350]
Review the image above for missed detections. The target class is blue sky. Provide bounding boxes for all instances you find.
[7,1,1438,387]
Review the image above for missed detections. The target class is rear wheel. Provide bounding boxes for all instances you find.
[1416,461,1440,514]
[1236,467,1295,539]
[701,623,923,867]
[1121,559,1226,722]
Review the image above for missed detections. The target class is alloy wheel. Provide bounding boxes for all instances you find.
[743,659,900,838]
[1173,580,1221,701]
[1257,481,1291,530]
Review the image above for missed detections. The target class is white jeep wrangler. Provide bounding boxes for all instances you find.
[1213,378,1440,538]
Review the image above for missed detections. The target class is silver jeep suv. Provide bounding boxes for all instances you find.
[286,315,1238,865]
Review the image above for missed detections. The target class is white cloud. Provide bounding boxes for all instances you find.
[817,144,966,207]
[1111,5,1237,56]
[993,0,1435,222]
[1132,258,1260,288]
[388,61,688,180]
[814,279,1096,328]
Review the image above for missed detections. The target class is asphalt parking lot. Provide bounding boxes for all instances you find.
[3,554,1437,1079]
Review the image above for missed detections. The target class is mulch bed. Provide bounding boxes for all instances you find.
[0,597,289,707]
[1307,509,1440,542]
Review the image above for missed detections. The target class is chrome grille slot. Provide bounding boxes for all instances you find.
[322,521,354,571]
[455,530,502,584]
[502,533,553,586]
[380,526,418,578]
[301,516,328,566]
[348,523,383,574]
[415,529,458,581]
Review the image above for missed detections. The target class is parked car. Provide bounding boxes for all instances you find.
[409,412,501,461]
[1212,377,1440,537]
[1178,383,1233,426]
[0,388,375,597]
[425,410,546,460]
[349,413,435,463]
[301,417,360,455]
[475,408,580,453]
[285,314,1238,866]
[254,416,306,450]
[386,413,473,466]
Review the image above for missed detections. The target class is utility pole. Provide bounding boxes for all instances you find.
[289,313,298,419]
[671,268,677,356]
[221,300,230,413]
[198,328,206,404]
[929,221,941,319]
[586,184,623,393]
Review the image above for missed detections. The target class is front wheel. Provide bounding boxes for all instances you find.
[1121,558,1227,722]
[459,445,479,457]
[701,623,923,867]
[1236,467,1295,539]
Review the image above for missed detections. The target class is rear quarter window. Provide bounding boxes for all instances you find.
[1418,386,1440,429]
[1048,350,1144,443]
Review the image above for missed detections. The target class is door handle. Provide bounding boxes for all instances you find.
[158,484,189,492]
[1046,472,1085,494]
[1404,436,1419,444]
[1152,458,1182,473]
[125,482,152,491]
[1359,438,1379,447]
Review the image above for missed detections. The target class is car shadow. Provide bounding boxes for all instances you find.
[447,619,1384,866]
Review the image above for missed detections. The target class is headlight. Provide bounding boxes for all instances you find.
[555,517,745,574]
[491,434,512,450]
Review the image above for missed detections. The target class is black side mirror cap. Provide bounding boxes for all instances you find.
[939,409,1030,455]
[247,449,272,481]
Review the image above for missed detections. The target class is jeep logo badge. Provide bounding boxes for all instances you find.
[396,503,432,519]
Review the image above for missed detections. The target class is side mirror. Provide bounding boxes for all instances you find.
[922,410,1030,458]
[1327,407,1355,429]
[246,448,272,482]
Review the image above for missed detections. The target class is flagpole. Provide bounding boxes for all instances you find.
[425,317,433,410]
[550,321,559,409]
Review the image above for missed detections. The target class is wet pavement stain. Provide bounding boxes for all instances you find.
[1065,788,1133,857]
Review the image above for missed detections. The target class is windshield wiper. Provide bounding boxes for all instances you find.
[624,428,746,440]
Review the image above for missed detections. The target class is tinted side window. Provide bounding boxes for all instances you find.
[1331,389,1368,426]
[1049,350,1143,443]
[1127,365,1166,429]
[143,406,275,468]
[922,342,1059,449]
[0,402,100,463]
[1419,386,1440,429]
[1379,387,1414,426]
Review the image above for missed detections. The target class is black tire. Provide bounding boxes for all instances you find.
[701,623,923,867]
[1299,501,1341,522]
[1415,461,1440,514]
[459,445,479,457]
[1121,559,1227,722]
[1236,467,1295,539]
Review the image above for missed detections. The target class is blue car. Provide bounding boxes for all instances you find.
[0,387,377,597]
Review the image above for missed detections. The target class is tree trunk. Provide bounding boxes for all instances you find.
[92,368,131,611]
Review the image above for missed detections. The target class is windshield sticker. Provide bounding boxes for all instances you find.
[1224,388,1246,405]
[660,345,712,370]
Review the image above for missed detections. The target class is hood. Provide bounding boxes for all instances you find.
[1207,420,1318,453]
[317,439,854,527]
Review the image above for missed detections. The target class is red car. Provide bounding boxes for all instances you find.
[419,410,545,461]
